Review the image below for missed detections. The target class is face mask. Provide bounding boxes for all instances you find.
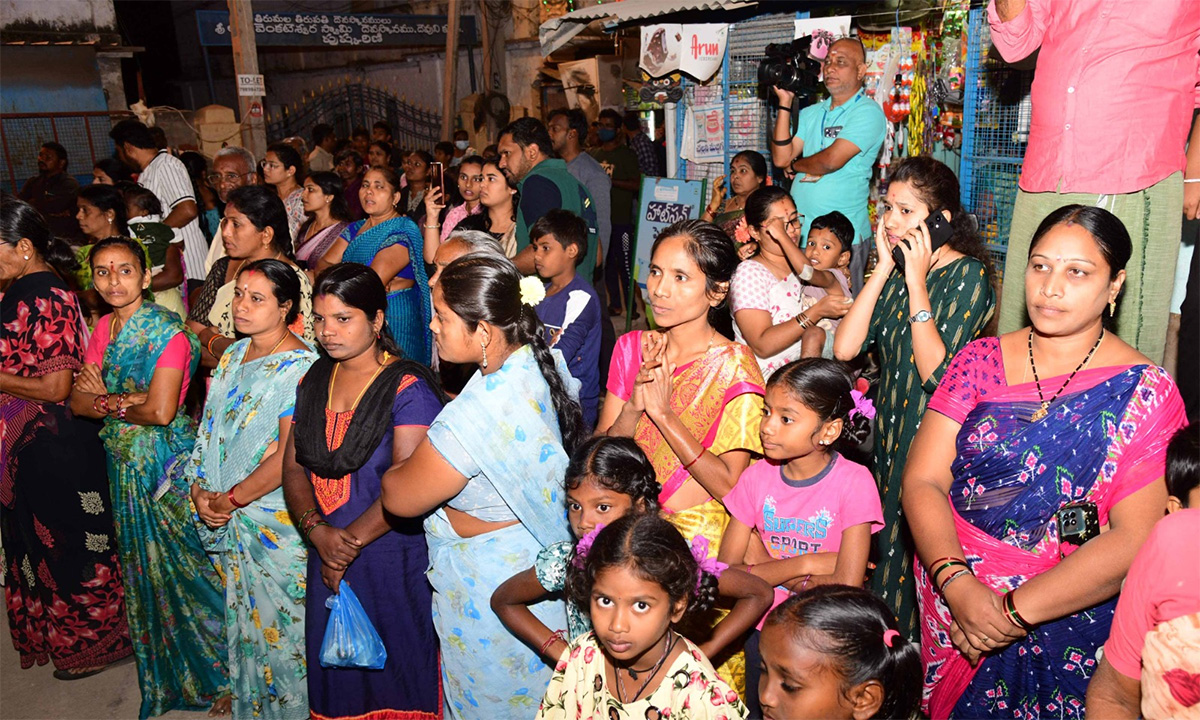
[598,128,617,143]
[454,140,469,150]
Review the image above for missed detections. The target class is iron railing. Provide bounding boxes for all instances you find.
[266,82,441,154]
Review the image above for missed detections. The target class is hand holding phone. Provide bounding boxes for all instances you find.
[892,212,953,273]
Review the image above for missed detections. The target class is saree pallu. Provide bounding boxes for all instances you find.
[918,363,1186,719]
[189,339,317,720]
[608,333,765,694]
[340,217,433,364]
[98,302,228,719]
[296,220,350,269]
[0,272,131,672]
[425,345,577,720]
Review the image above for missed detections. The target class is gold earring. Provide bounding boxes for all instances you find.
[1109,300,1116,317]
[480,339,488,368]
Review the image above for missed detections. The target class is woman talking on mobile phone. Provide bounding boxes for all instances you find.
[833,156,995,640]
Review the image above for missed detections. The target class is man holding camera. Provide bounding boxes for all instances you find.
[770,38,885,293]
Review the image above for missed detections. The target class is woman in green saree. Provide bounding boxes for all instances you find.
[70,236,228,718]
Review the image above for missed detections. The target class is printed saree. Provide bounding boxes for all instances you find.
[607,332,765,693]
[340,217,433,364]
[189,339,317,719]
[918,341,1186,719]
[97,301,228,718]
[0,272,131,672]
[425,345,577,719]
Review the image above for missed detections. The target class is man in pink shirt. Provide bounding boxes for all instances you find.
[989,0,1200,363]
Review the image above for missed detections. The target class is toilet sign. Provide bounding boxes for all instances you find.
[237,74,265,97]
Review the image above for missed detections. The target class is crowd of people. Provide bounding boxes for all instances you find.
[3,3,1199,719]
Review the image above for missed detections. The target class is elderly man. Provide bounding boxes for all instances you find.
[18,142,81,242]
[989,0,1200,364]
[770,37,886,293]
[496,117,597,279]
[110,119,209,291]
[202,145,259,272]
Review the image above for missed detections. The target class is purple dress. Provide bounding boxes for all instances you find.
[299,374,443,720]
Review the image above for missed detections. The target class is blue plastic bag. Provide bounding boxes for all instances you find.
[319,580,387,669]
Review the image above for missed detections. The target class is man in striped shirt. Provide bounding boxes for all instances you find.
[109,119,208,292]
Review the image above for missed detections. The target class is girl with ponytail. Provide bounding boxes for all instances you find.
[537,514,750,719]
[378,252,583,718]
[717,357,884,715]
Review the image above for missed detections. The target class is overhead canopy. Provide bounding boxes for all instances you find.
[539,0,758,55]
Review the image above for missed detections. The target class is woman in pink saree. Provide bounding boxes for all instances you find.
[597,219,764,693]
[903,205,1187,718]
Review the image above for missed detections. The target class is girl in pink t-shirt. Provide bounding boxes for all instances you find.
[718,357,883,716]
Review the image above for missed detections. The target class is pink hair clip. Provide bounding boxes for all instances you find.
[883,629,900,648]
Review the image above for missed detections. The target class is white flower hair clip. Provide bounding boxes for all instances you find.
[518,275,546,307]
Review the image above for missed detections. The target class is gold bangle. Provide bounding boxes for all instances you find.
[423,224,440,229]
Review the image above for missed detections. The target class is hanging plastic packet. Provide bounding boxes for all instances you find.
[319,580,387,670]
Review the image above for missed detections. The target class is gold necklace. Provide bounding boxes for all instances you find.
[326,352,391,412]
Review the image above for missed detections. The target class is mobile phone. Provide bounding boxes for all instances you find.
[892,212,953,272]
[430,162,445,202]
[1055,501,1100,556]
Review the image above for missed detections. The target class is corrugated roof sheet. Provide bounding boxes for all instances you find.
[539,0,758,55]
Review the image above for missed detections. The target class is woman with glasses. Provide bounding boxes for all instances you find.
[729,187,852,377]
[398,150,431,226]
[420,154,484,263]
[321,167,432,365]
[261,143,305,245]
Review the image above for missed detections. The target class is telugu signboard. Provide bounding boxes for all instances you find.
[632,178,707,300]
[196,10,477,48]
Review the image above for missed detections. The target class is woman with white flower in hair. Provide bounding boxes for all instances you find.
[379,253,584,720]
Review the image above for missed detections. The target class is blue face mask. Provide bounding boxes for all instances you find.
[598,128,617,143]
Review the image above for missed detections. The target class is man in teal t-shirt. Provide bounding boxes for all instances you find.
[769,37,886,292]
[497,117,598,280]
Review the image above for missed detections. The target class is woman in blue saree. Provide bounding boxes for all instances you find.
[322,166,432,364]
[381,254,585,720]
[188,259,318,719]
[904,206,1188,718]
[69,236,227,718]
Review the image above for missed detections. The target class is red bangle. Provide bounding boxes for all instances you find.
[539,630,567,656]
[228,487,249,509]
[681,449,704,471]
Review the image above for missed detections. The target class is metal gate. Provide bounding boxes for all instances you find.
[266,82,441,153]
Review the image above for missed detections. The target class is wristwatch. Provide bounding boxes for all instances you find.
[909,310,933,324]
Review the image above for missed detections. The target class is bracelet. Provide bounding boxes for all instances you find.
[799,263,815,282]
[99,393,111,415]
[775,105,792,113]
[681,449,704,471]
[538,629,567,656]
[938,568,971,594]
[297,507,319,530]
[117,397,129,421]
[795,312,811,330]
[799,574,811,592]
[1003,590,1034,631]
[930,559,971,585]
[1184,178,1200,184]
[301,512,325,536]
[92,394,106,414]
[771,136,793,146]
[227,486,249,509]
[206,334,222,358]
[303,520,331,545]
[423,224,440,229]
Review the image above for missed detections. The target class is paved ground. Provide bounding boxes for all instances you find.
[0,635,201,719]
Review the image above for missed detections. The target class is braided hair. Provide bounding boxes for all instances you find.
[767,358,871,447]
[565,514,720,619]
[565,436,659,513]
[438,253,584,453]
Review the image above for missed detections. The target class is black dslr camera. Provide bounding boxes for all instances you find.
[758,36,823,104]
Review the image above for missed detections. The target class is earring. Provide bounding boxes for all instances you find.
[23,255,29,260]
[480,339,488,368]
[1109,300,1116,317]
